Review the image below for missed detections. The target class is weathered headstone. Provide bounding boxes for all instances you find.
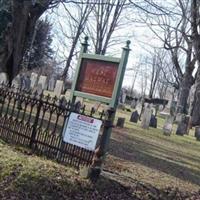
[163,116,174,136]
[130,110,139,123]
[141,104,152,129]
[54,80,63,97]
[131,99,137,109]
[33,83,43,96]
[116,117,125,128]
[119,89,126,104]
[176,115,190,136]
[0,72,8,85]
[175,113,183,123]
[30,72,38,89]
[48,76,56,91]
[149,114,157,128]
[37,75,47,90]
[23,75,31,91]
[11,75,21,89]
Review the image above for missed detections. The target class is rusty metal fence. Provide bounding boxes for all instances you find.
[0,84,107,168]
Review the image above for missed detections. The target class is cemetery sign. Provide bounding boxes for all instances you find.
[70,37,131,108]
[76,59,118,98]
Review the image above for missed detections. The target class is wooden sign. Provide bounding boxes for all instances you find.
[76,59,118,98]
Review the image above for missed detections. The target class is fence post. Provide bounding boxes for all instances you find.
[88,107,116,181]
[29,96,43,148]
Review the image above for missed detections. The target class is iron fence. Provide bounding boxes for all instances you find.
[0,84,107,168]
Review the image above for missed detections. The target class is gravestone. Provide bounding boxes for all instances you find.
[48,76,56,91]
[130,110,139,123]
[30,72,38,89]
[131,99,137,109]
[175,113,182,123]
[37,75,47,90]
[163,116,174,136]
[141,104,152,129]
[116,117,125,128]
[23,75,31,91]
[149,114,157,128]
[176,115,190,136]
[11,75,21,89]
[119,89,126,104]
[54,80,63,97]
[0,72,8,85]
[37,83,43,96]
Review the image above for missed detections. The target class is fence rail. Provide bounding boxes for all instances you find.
[0,84,107,168]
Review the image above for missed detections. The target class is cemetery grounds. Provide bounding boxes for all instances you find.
[0,94,200,199]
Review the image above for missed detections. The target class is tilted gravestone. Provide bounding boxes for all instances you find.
[149,114,157,128]
[141,104,152,129]
[0,72,8,85]
[30,72,38,89]
[130,110,139,123]
[54,80,63,97]
[37,75,47,90]
[48,76,56,91]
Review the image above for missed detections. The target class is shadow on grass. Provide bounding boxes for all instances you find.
[108,128,200,186]
[0,172,135,200]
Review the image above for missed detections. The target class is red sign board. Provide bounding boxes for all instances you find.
[76,59,118,98]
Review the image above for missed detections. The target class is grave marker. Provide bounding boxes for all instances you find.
[0,72,8,85]
[54,80,63,97]
[130,110,139,123]
[48,76,56,91]
[37,75,47,90]
[30,72,38,89]
[141,104,152,129]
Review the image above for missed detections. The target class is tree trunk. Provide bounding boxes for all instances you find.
[0,1,49,84]
[176,72,194,114]
[191,0,200,125]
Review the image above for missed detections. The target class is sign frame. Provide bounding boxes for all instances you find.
[69,38,130,108]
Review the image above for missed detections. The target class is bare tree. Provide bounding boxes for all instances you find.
[59,0,95,79]
[85,0,127,55]
[141,0,196,114]
[191,0,200,125]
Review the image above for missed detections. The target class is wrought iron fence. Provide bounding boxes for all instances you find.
[0,84,107,168]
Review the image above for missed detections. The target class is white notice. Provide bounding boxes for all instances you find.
[63,112,102,151]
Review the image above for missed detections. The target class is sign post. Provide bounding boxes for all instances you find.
[66,37,131,179]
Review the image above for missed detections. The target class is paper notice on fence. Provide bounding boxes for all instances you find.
[63,112,102,151]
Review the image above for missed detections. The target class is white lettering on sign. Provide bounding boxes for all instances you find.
[63,112,102,151]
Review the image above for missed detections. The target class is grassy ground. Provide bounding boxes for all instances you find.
[0,107,200,199]
[105,109,200,192]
